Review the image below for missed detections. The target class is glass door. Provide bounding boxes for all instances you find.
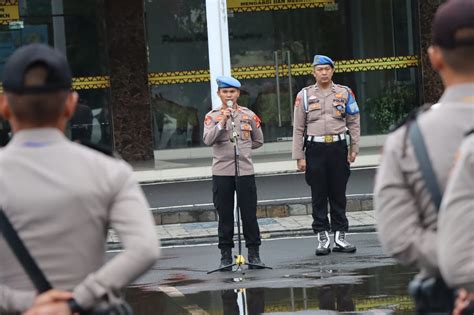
[226,2,344,142]
[226,0,420,142]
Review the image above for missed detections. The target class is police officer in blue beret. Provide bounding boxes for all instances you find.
[203,76,265,270]
[292,54,361,256]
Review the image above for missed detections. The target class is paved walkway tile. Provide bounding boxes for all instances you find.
[108,210,375,247]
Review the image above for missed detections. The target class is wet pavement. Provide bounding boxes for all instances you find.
[117,233,417,314]
[125,265,415,314]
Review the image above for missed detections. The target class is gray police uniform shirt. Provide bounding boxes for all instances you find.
[203,105,263,176]
[375,83,474,279]
[0,129,160,313]
[292,83,360,160]
[438,133,474,291]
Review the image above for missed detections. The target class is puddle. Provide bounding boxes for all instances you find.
[125,264,417,314]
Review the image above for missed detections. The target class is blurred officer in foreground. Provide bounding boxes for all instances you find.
[203,76,264,270]
[0,44,160,314]
[438,132,474,315]
[375,0,474,313]
[292,54,360,256]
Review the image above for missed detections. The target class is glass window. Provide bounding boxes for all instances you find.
[145,0,209,150]
[0,0,112,147]
[227,0,420,141]
[146,0,420,150]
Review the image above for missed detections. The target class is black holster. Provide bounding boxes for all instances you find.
[408,277,454,314]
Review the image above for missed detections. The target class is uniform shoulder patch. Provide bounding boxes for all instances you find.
[253,114,262,128]
[204,115,213,126]
[294,95,302,107]
[338,86,359,115]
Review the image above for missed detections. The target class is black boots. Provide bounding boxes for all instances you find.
[218,247,266,271]
[219,248,233,271]
[248,247,266,269]
[315,231,331,256]
[332,231,357,253]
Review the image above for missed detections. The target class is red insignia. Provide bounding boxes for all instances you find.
[253,115,262,129]
[204,115,212,126]
[294,96,301,107]
[216,115,223,121]
[243,115,249,120]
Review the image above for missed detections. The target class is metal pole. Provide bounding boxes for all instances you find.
[274,51,282,127]
[287,50,294,126]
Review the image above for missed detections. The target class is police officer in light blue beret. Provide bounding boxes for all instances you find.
[312,55,335,68]
[292,54,361,256]
[203,75,265,271]
[216,76,242,89]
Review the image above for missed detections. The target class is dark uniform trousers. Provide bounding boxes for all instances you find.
[305,140,350,233]
[212,175,261,249]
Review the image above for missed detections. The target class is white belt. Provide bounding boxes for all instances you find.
[307,133,345,143]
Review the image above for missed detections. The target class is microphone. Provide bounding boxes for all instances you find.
[226,100,238,143]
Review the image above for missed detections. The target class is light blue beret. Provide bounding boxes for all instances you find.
[312,55,335,68]
[216,76,241,88]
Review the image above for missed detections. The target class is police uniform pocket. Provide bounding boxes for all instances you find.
[240,123,252,141]
[332,100,346,119]
[307,103,322,122]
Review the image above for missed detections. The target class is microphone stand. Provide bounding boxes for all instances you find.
[208,102,271,274]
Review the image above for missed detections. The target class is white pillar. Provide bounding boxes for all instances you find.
[206,0,231,109]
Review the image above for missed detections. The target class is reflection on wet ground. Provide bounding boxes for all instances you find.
[125,264,417,314]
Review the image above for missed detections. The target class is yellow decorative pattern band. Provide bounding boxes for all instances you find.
[227,0,335,13]
[148,70,210,85]
[0,76,110,92]
[72,76,110,90]
[0,56,419,91]
[150,55,419,85]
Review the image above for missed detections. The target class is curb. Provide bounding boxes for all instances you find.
[106,224,376,250]
[151,194,374,226]
[136,165,378,185]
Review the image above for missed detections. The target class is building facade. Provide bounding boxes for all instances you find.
[0,0,443,161]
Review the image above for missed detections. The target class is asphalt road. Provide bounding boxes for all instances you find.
[118,233,416,314]
[124,232,396,292]
[141,167,376,209]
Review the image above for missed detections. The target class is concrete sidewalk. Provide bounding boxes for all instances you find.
[131,148,381,183]
[107,210,376,248]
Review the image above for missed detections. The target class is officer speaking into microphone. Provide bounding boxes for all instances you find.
[292,55,360,256]
[203,76,265,271]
